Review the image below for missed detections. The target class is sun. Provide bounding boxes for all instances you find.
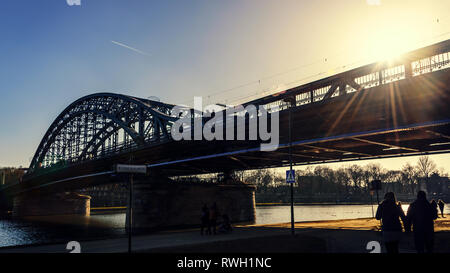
[368,32,417,62]
[366,26,421,63]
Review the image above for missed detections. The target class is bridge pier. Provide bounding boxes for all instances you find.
[12,192,91,217]
[127,175,256,232]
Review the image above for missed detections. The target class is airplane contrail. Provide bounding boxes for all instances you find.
[111,40,151,56]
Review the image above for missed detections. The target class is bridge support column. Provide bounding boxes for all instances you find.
[12,192,91,217]
[127,176,256,232]
[0,193,13,217]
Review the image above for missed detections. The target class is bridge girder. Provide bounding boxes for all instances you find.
[29,93,177,173]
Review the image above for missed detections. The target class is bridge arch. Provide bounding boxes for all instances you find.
[29,93,177,173]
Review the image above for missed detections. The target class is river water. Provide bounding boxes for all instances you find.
[0,204,448,248]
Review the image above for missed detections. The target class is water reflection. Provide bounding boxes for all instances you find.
[255,204,411,225]
[0,204,448,248]
[0,214,126,248]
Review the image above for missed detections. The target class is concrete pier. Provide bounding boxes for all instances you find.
[12,192,91,217]
[128,176,256,231]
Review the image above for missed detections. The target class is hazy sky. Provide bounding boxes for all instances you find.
[0,0,449,170]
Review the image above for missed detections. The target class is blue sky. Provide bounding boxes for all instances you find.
[0,0,449,170]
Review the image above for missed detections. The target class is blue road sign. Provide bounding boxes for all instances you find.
[286,170,295,183]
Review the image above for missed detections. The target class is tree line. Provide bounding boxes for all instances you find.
[234,156,449,203]
[0,167,25,186]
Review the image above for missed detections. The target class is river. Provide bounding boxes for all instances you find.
[0,204,448,248]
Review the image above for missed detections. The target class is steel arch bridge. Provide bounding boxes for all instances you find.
[29,93,177,173]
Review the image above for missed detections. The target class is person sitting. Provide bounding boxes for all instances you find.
[200,204,210,235]
[218,214,233,234]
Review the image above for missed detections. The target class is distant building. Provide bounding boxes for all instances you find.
[418,175,450,196]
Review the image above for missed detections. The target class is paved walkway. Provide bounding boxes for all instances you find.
[1,215,448,253]
[0,226,291,253]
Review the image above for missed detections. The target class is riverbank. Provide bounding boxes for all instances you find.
[256,202,368,206]
[1,214,448,253]
[90,206,126,214]
[245,215,450,232]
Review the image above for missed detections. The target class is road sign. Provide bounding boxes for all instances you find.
[286,170,295,183]
[114,164,147,174]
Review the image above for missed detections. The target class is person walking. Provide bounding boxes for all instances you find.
[406,191,438,253]
[375,192,407,253]
[431,199,438,216]
[438,199,445,218]
[200,204,210,235]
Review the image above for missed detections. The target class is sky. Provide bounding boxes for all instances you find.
[0,0,449,171]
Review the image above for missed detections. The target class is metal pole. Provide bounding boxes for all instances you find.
[370,193,374,218]
[128,173,133,253]
[288,101,295,236]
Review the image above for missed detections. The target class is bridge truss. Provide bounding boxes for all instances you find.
[28,93,176,173]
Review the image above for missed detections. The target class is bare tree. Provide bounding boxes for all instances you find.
[231,170,245,182]
[401,162,418,195]
[335,167,350,195]
[416,155,437,191]
[247,169,273,189]
[347,164,364,191]
[416,155,437,178]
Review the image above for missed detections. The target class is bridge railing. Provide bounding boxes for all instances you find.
[26,40,450,177]
[243,39,450,112]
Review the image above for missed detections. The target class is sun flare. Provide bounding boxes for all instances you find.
[366,27,421,63]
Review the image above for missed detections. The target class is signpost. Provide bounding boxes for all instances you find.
[283,96,296,236]
[370,179,382,205]
[370,179,382,226]
[286,169,296,234]
[369,190,375,218]
[114,164,148,253]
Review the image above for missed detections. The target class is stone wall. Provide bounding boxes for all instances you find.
[129,178,256,231]
[12,192,91,217]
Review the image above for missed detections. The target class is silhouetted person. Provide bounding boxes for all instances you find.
[431,199,438,216]
[218,214,232,234]
[376,192,407,253]
[209,202,218,235]
[438,199,445,218]
[200,204,210,235]
[406,191,438,253]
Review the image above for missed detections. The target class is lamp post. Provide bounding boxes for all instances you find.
[283,96,296,236]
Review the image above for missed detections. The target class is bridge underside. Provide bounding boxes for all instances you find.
[174,122,450,171]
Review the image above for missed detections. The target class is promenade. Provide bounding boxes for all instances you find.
[0,215,448,253]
